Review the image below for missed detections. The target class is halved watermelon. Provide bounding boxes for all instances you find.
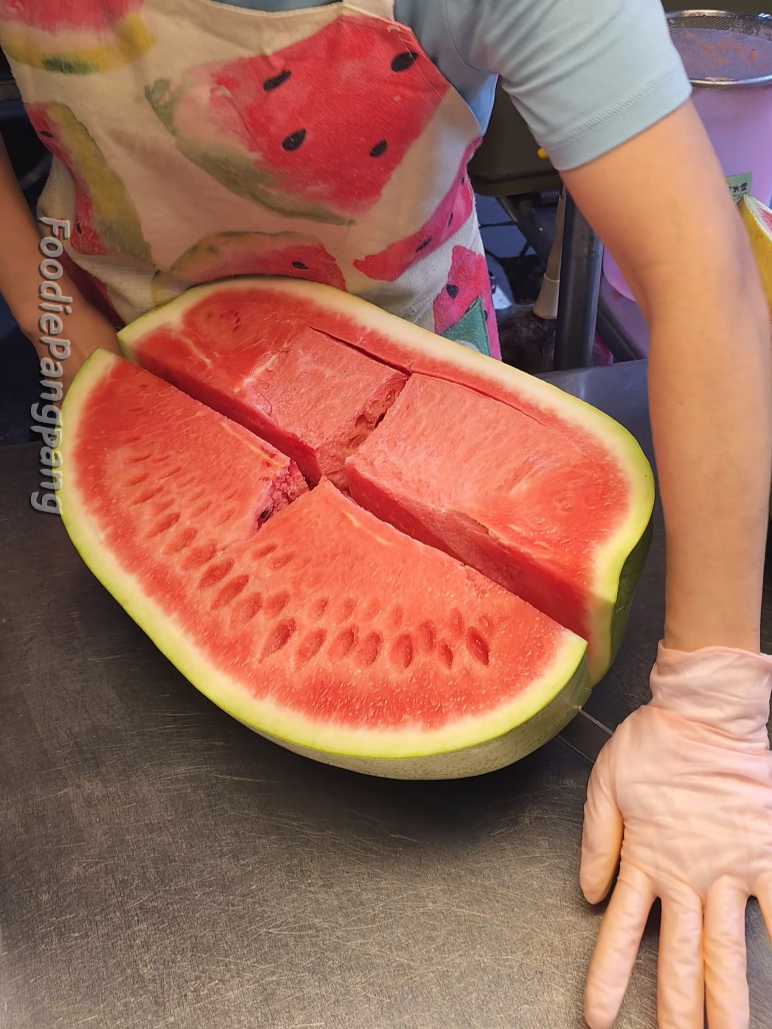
[59,350,590,779]
[120,278,655,685]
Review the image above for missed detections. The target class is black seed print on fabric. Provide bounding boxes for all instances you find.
[264,69,291,91]
[391,51,418,72]
[369,140,388,158]
[292,261,308,269]
[446,284,460,299]
[415,239,432,252]
[282,129,306,151]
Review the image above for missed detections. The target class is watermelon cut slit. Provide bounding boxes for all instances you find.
[346,373,629,679]
[132,292,407,491]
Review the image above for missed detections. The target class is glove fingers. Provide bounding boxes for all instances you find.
[584,863,654,1029]
[704,878,750,1029]
[658,888,705,1029]
[580,744,623,905]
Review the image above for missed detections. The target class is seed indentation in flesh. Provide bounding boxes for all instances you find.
[212,575,250,610]
[416,621,436,652]
[448,610,464,641]
[329,627,357,661]
[337,597,357,622]
[466,629,490,666]
[182,541,217,570]
[166,526,197,553]
[357,632,382,668]
[391,634,414,670]
[146,512,180,537]
[270,551,295,570]
[296,629,326,665]
[124,472,150,488]
[437,642,454,669]
[389,605,404,630]
[265,591,290,618]
[198,558,234,589]
[311,597,330,619]
[238,593,263,621]
[261,619,297,659]
[131,486,163,506]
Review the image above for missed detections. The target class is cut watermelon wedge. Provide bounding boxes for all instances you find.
[126,304,407,491]
[347,373,628,680]
[121,278,655,685]
[59,350,590,778]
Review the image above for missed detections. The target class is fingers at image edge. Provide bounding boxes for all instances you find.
[584,864,654,1029]
[704,877,750,1029]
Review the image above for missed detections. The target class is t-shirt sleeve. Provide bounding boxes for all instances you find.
[442,0,692,170]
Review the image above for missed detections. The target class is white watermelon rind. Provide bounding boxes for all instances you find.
[120,276,655,682]
[60,349,591,779]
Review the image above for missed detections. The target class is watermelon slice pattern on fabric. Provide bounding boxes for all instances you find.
[145,16,448,223]
[433,245,497,357]
[347,374,627,682]
[0,0,153,73]
[353,140,479,282]
[128,287,407,491]
[152,231,346,307]
[120,278,655,690]
[27,102,150,263]
[59,350,590,779]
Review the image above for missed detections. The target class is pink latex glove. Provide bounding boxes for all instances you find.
[581,644,772,1029]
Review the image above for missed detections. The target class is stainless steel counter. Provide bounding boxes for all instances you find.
[1,360,770,1028]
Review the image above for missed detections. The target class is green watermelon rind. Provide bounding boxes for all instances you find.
[120,276,656,685]
[60,349,591,778]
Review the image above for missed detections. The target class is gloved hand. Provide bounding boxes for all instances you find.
[581,644,772,1029]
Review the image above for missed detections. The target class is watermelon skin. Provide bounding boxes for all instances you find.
[0,1,153,73]
[353,140,479,282]
[58,350,590,778]
[145,17,448,222]
[27,103,150,263]
[128,288,408,491]
[152,231,346,307]
[347,374,626,682]
[120,277,655,684]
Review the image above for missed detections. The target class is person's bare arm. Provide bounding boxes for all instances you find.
[562,100,771,654]
[0,136,121,389]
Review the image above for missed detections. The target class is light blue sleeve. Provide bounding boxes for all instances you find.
[440,0,692,171]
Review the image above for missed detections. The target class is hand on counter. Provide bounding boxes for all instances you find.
[580,645,772,1029]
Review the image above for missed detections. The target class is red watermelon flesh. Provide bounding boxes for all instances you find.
[60,350,587,774]
[72,358,308,554]
[131,291,407,491]
[434,245,495,337]
[0,0,139,31]
[347,374,626,678]
[198,17,448,216]
[354,140,478,282]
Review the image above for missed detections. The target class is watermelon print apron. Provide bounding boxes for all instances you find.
[0,0,500,358]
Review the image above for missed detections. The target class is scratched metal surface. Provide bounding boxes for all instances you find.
[1,360,771,1029]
